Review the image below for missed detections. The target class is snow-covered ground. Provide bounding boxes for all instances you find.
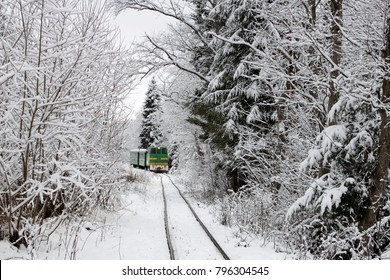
[0,167,291,260]
[2,166,390,280]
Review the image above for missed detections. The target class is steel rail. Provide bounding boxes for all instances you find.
[164,174,230,260]
[160,177,175,260]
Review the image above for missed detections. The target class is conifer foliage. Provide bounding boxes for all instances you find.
[139,77,163,148]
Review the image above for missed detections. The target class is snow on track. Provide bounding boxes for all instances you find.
[161,175,226,260]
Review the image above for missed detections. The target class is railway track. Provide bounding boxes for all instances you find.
[160,175,230,260]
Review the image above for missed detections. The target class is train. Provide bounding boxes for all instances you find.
[130,146,169,172]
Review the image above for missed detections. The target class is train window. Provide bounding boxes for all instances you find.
[151,148,157,154]
[162,148,167,154]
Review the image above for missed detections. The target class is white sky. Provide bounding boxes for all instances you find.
[113,9,172,44]
[111,8,175,118]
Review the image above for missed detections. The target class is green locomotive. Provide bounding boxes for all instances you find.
[130,146,169,173]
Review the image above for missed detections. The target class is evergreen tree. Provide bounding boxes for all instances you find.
[186,0,276,192]
[139,77,163,148]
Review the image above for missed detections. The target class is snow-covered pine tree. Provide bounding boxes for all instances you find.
[193,0,279,193]
[139,77,163,148]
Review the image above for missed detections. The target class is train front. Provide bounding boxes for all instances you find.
[148,146,169,172]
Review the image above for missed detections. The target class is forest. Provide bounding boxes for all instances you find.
[1,0,390,260]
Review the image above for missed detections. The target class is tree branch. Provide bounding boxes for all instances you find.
[144,34,209,82]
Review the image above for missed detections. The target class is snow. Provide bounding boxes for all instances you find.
[1,167,291,260]
[0,71,15,85]
[208,70,226,92]
[318,185,348,215]
[188,198,292,260]
[0,241,29,260]
[286,187,317,219]
[300,124,347,171]
[45,170,169,260]
[288,174,351,218]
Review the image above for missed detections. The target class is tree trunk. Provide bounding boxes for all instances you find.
[327,0,343,121]
[318,0,343,177]
[229,169,245,193]
[309,0,317,25]
[306,0,327,131]
[359,14,390,231]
